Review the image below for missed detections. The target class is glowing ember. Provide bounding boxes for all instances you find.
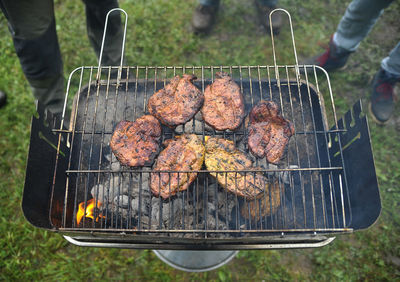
[76,198,104,225]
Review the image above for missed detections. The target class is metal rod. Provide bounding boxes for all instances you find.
[66,167,344,174]
[96,8,128,84]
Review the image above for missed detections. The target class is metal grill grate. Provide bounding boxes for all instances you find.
[52,9,353,238]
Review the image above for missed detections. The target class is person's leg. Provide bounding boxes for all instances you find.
[258,0,277,7]
[334,0,394,51]
[369,42,400,124]
[254,0,282,34]
[302,0,394,72]
[199,0,219,6]
[0,0,65,114]
[192,0,220,33]
[381,42,400,77]
[83,0,123,66]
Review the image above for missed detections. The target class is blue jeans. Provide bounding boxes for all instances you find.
[333,0,399,76]
[200,0,278,7]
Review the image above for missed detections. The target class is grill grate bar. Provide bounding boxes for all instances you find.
[71,67,94,229]
[59,227,353,233]
[62,66,84,228]
[65,167,344,174]
[95,68,112,229]
[284,65,300,228]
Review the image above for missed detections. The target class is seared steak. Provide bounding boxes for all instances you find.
[110,115,161,167]
[150,134,205,199]
[201,72,245,131]
[147,74,203,127]
[205,137,268,200]
[248,100,294,163]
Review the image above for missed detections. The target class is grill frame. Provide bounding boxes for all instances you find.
[22,8,380,249]
[55,65,352,236]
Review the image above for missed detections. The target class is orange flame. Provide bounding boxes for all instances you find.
[76,198,104,225]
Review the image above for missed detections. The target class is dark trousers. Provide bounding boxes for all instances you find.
[0,0,123,113]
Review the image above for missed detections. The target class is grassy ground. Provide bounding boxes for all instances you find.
[1,0,399,280]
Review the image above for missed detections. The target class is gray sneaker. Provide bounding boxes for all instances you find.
[192,4,219,34]
[369,68,399,125]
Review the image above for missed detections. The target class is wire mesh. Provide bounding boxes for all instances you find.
[52,9,352,238]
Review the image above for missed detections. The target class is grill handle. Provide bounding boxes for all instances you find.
[63,235,335,250]
[96,8,128,83]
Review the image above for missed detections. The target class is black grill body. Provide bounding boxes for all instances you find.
[22,68,380,249]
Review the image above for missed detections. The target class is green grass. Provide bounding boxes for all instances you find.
[1,0,399,280]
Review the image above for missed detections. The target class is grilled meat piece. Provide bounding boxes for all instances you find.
[150,134,205,199]
[241,181,281,221]
[248,122,271,158]
[110,115,161,167]
[147,74,203,127]
[201,72,245,131]
[205,137,268,200]
[248,101,294,163]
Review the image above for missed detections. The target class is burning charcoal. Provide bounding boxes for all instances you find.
[90,175,131,205]
[111,160,121,171]
[149,197,188,229]
[77,217,103,228]
[114,195,130,209]
[108,175,130,198]
[194,111,214,131]
[281,165,300,185]
[91,184,109,204]
[207,202,216,213]
[104,152,111,163]
[266,163,279,178]
[138,215,151,229]
[163,200,183,224]
[109,205,129,220]
[206,184,236,223]
[131,197,150,217]
[205,215,228,231]
[175,112,214,135]
[149,198,163,228]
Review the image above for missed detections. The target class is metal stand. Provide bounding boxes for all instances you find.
[153,250,238,272]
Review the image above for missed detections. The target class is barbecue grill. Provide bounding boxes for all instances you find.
[22,8,381,251]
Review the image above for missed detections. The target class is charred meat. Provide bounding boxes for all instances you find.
[205,137,268,200]
[150,134,205,199]
[201,72,245,131]
[241,181,281,221]
[147,74,203,127]
[248,100,294,163]
[110,115,161,167]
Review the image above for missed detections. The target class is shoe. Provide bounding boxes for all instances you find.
[369,68,399,124]
[301,36,353,72]
[192,4,219,34]
[0,90,6,108]
[254,2,283,35]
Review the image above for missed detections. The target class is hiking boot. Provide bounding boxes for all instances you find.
[255,2,283,35]
[192,4,219,34]
[301,36,353,72]
[369,68,399,124]
[0,90,6,108]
